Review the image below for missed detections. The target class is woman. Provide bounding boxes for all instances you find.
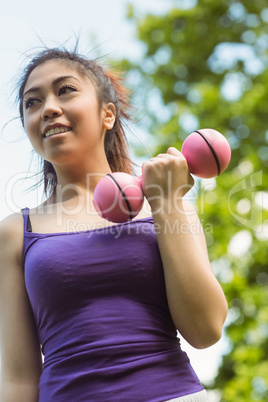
[0,47,228,401]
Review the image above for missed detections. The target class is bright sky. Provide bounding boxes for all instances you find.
[0,0,228,393]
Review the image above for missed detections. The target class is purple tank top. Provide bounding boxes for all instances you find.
[22,207,203,401]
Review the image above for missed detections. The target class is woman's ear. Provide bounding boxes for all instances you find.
[103,103,116,130]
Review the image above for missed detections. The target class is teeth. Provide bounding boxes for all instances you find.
[45,127,71,137]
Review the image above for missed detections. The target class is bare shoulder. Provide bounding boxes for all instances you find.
[136,198,153,219]
[0,212,24,238]
[0,212,24,266]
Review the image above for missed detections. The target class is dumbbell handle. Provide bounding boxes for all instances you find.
[93,129,231,223]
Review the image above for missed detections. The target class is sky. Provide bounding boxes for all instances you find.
[0,0,228,392]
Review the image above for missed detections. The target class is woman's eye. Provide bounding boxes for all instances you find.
[25,98,40,109]
[58,85,76,95]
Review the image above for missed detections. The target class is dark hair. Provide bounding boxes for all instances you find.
[17,47,134,196]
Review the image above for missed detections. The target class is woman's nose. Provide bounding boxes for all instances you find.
[41,97,62,120]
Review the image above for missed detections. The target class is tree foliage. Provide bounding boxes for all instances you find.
[117,0,268,400]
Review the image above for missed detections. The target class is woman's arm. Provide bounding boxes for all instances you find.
[142,147,228,349]
[0,214,43,402]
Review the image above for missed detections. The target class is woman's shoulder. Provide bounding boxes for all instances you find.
[0,211,24,232]
[136,198,152,220]
[0,213,24,283]
[0,212,24,253]
[0,213,25,286]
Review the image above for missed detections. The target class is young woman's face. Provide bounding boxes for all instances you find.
[22,60,115,166]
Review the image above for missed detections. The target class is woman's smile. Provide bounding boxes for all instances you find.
[43,124,72,138]
[22,60,113,166]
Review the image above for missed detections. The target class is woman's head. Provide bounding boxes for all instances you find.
[17,47,134,195]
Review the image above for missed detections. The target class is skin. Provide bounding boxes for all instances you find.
[23,60,115,188]
[0,59,228,401]
[142,150,228,348]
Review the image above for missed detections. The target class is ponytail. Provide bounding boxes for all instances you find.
[103,69,134,175]
[104,70,131,120]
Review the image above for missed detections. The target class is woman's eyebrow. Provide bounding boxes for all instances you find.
[23,75,80,99]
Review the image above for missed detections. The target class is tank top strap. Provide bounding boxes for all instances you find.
[21,207,32,233]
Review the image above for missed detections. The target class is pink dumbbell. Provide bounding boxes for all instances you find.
[93,128,231,223]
